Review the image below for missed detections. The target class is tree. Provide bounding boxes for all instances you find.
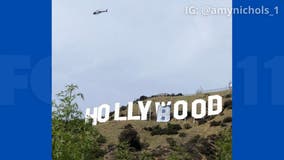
[118,124,141,151]
[52,84,84,121]
[52,84,105,160]
[216,129,232,160]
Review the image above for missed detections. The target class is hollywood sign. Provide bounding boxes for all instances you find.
[85,95,223,126]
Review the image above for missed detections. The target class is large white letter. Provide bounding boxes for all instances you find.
[114,103,127,121]
[85,107,98,126]
[174,100,188,120]
[98,104,110,123]
[208,95,223,116]
[127,102,140,120]
[155,101,172,113]
[192,99,206,119]
[138,101,152,120]
[156,105,171,122]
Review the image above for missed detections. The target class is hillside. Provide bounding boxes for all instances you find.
[96,90,232,160]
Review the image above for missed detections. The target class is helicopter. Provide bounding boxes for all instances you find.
[93,9,108,15]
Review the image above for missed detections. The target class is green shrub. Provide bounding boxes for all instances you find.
[210,120,222,127]
[205,115,216,121]
[139,95,148,101]
[97,134,107,144]
[225,94,232,98]
[179,132,187,138]
[221,123,227,127]
[124,124,134,129]
[140,151,154,160]
[223,99,232,109]
[223,117,232,123]
[150,123,182,136]
[166,123,182,135]
[197,119,207,125]
[115,142,136,160]
[119,126,141,151]
[120,106,127,111]
[150,125,163,135]
[143,126,153,131]
[184,135,216,160]
[167,123,182,130]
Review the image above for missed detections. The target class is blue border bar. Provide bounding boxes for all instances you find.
[0,0,51,159]
[233,0,284,159]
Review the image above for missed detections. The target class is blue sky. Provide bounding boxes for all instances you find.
[52,0,232,111]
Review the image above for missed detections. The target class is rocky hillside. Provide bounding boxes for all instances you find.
[95,90,232,160]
